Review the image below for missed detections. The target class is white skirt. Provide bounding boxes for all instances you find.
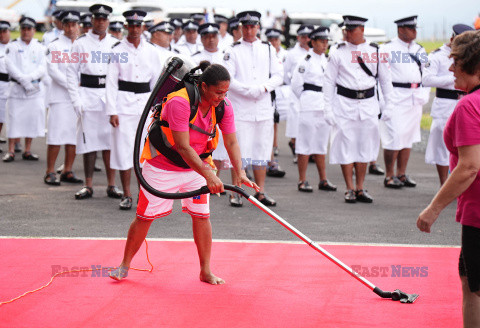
[296,111,331,155]
[212,129,229,161]
[110,114,141,170]
[274,85,292,122]
[425,117,449,166]
[76,111,111,154]
[379,105,422,150]
[235,119,273,166]
[6,97,45,138]
[47,102,77,145]
[0,98,6,123]
[285,99,299,139]
[329,115,379,165]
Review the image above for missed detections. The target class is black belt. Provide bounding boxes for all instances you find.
[392,82,422,89]
[303,83,322,92]
[118,80,150,94]
[436,88,465,100]
[0,73,9,82]
[336,85,375,99]
[80,74,106,88]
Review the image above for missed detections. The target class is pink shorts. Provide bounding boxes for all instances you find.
[136,162,210,220]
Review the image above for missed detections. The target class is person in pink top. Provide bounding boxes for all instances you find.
[417,30,480,327]
[110,62,258,284]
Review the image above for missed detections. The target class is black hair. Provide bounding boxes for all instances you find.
[197,61,230,86]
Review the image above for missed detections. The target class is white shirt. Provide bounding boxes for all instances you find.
[380,37,429,107]
[0,42,9,99]
[46,34,75,104]
[291,49,328,112]
[218,33,234,51]
[66,31,118,111]
[283,43,308,85]
[5,38,46,99]
[151,43,176,70]
[222,38,283,121]
[105,38,160,116]
[324,41,393,120]
[422,44,459,118]
[176,40,203,57]
[43,28,63,45]
[191,48,223,65]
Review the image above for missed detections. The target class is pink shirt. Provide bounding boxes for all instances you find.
[148,96,236,171]
[444,86,480,229]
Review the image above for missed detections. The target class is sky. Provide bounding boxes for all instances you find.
[2,0,478,40]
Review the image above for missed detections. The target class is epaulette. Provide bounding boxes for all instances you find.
[262,41,269,45]
[384,40,392,44]
[336,42,345,48]
[11,39,17,42]
[232,41,241,47]
[148,41,154,46]
[431,48,441,54]
[173,48,180,53]
[50,37,59,43]
[77,34,86,40]
[191,51,201,56]
[112,41,121,48]
[305,54,311,61]
[369,42,379,49]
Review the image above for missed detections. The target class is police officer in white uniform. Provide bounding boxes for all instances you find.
[80,14,93,35]
[192,23,223,64]
[66,4,123,200]
[291,27,337,193]
[170,18,183,47]
[149,21,179,62]
[283,25,313,161]
[214,14,234,51]
[109,21,124,40]
[228,18,242,43]
[44,11,83,186]
[223,11,283,207]
[106,10,160,210]
[0,21,11,148]
[379,16,430,189]
[176,21,203,56]
[3,17,46,163]
[423,24,474,185]
[43,10,64,45]
[324,15,394,203]
[142,18,154,41]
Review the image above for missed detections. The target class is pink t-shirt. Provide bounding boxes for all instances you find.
[443,86,480,229]
[148,96,236,171]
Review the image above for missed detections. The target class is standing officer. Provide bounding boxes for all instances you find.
[214,14,233,50]
[106,10,160,210]
[170,18,183,47]
[44,11,83,186]
[228,18,242,42]
[283,24,313,162]
[176,21,203,56]
[379,16,430,189]
[80,14,93,34]
[192,23,223,64]
[0,21,10,148]
[423,24,474,185]
[3,17,46,163]
[291,27,337,193]
[142,18,154,41]
[149,21,178,58]
[223,10,283,206]
[66,4,123,200]
[109,21,124,40]
[324,15,394,203]
[43,10,63,45]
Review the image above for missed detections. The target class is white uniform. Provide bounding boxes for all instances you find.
[46,34,77,145]
[5,38,46,139]
[0,42,9,124]
[43,28,63,45]
[222,38,283,164]
[283,43,308,139]
[423,44,461,166]
[176,40,203,57]
[379,37,430,150]
[272,47,289,121]
[106,38,160,171]
[66,31,117,154]
[218,32,233,51]
[291,50,331,155]
[324,41,394,164]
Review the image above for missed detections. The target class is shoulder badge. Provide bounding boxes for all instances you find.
[232,41,241,47]
[112,41,121,49]
[298,65,305,73]
[223,52,230,61]
[305,54,311,61]
[337,42,345,48]
[369,42,379,49]
[77,34,86,40]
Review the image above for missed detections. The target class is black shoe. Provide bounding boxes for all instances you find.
[369,164,385,175]
[75,186,93,200]
[2,152,14,162]
[288,140,295,156]
[107,185,123,199]
[344,190,356,203]
[44,172,61,186]
[119,196,133,210]
[397,174,416,187]
[0,148,3,154]
[229,194,243,207]
[319,180,337,191]
[298,181,313,192]
[384,176,403,189]
[60,171,83,184]
[0,137,6,144]
[267,162,286,178]
[254,192,276,207]
[14,142,22,153]
[355,189,374,203]
[308,155,315,163]
[56,164,64,174]
[94,164,102,172]
[22,152,39,161]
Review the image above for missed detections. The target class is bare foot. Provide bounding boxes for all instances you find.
[108,265,129,281]
[200,271,225,285]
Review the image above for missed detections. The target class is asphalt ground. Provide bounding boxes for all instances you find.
[0,112,459,247]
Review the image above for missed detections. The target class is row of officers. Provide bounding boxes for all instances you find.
[0,6,474,210]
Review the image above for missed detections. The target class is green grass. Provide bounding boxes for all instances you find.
[417,40,444,54]
[421,113,433,131]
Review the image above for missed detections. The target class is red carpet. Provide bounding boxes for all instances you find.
[0,238,461,327]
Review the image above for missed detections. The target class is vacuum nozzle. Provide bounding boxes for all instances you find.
[373,287,419,303]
